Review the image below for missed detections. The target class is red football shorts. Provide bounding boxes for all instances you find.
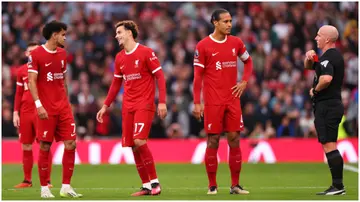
[122,108,155,147]
[204,101,244,134]
[36,106,77,142]
[19,111,37,144]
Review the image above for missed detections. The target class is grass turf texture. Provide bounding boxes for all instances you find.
[2,163,358,200]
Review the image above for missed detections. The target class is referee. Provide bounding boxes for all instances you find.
[304,25,345,195]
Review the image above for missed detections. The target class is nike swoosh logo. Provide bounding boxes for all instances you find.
[45,63,52,66]
[134,133,140,137]
[120,65,124,69]
[212,52,219,56]
[71,133,76,137]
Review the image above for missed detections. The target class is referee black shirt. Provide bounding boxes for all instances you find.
[312,48,344,102]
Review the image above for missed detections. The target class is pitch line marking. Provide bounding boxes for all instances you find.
[344,164,358,173]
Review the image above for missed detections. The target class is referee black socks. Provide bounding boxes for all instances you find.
[325,149,344,189]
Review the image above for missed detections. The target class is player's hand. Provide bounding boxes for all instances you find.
[96,105,108,123]
[157,103,167,120]
[13,111,20,128]
[192,104,203,121]
[37,106,48,120]
[305,50,316,61]
[309,88,314,98]
[231,81,248,98]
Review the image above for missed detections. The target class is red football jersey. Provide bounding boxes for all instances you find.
[15,64,35,113]
[114,43,162,111]
[194,35,249,105]
[27,45,69,115]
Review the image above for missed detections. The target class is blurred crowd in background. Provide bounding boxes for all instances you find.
[2,2,358,141]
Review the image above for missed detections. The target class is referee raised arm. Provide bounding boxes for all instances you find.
[304,25,345,196]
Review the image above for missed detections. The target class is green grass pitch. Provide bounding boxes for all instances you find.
[2,163,358,200]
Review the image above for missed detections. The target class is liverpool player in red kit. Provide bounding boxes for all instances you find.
[192,9,253,195]
[13,42,53,188]
[28,21,82,198]
[96,20,167,196]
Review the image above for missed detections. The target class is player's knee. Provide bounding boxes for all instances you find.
[133,139,146,148]
[64,140,76,150]
[228,141,239,148]
[22,144,32,151]
[207,135,220,148]
[322,142,337,153]
[227,132,240,148]
[40,141,51,151]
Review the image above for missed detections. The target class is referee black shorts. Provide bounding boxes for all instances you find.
[314,99,344,144]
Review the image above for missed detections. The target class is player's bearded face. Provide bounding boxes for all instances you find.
[56,30,66,48]
[217,13,232,35]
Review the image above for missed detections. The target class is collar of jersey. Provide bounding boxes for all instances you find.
[125,43,140,55]
[41,45,57,54]
[209,34,227,43]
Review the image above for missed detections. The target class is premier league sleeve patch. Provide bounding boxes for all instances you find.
[195,49,199,58]
[28,55,32,63]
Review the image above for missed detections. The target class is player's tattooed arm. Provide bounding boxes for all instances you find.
[63,74,69,96]
[232,54,253,98]
[28,72,40,102]
[28,72,48,119]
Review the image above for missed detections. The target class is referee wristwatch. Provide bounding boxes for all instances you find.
[312,88,319,96]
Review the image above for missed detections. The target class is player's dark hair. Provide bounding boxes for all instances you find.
[115,20,139,40]
[27,41,39,48]
[210,8,230,25]
[42,20,67,40]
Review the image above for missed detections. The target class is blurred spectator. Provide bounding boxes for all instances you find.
[277,116,296,138]
[299,109,316,138]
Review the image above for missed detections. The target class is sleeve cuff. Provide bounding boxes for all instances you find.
[28,69,38,74]
[194,63,205,68]
[152,66,162,74]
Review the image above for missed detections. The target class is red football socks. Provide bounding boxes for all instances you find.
[47,151,52,183]
[62,149,75,184]
[133,150,150,183]
[229,147,242,187]
[23,150,33,182]
[205,147,218,188]
[137,144,158,180]
[38,149,50,186]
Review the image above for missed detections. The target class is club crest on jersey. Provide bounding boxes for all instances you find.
[195,49,199,58]
[232,48,236,56]
[135,59,139,68]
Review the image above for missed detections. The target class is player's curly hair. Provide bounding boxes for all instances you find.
[210,8,230,25]
[115,20,139,40]
[42,20,67,40]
